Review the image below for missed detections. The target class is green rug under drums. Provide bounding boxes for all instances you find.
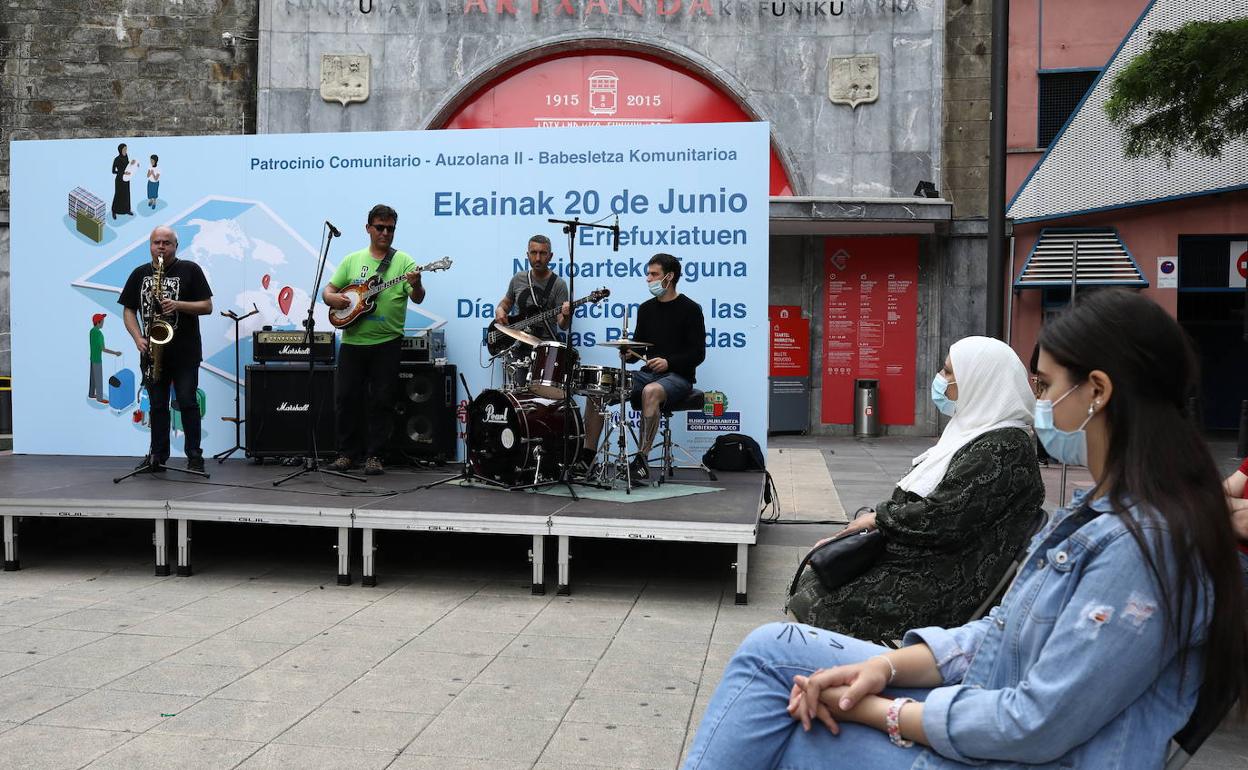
[535,482,723,503]
[458,479,722,503]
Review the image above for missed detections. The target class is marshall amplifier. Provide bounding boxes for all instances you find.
[245,364,336,458]
[399,330,446,363]
[386,363,457,462]
[253,330,336,364]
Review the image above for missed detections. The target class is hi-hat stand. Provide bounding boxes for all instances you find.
[214,304,260,463]
[274,222,363,487]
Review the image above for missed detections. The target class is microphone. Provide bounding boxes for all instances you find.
[612,216,620,252]
[325,221,341,237]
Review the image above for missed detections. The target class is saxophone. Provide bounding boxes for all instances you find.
[144,256,174,384]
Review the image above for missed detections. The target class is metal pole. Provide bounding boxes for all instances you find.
[986,0,1009,340]
[1058,242,1078,508]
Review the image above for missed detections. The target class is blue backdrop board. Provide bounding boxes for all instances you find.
[10,123,769,459]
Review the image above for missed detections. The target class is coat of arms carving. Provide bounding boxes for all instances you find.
[321,54,370,107]
[828,55,880,110]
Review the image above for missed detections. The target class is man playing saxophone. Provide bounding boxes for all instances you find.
[119,225,213,472]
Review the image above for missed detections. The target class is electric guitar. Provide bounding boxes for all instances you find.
[484,287,610,356]
[329,256,453,329]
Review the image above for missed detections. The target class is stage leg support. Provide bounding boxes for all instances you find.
[336,527,351,586]
[530,535,545,595]
[557,535,571,596]
[734,543,749,605]
[362,528,376,587]
[154,520,170,576]
[176,519,192,577]
[3,515,18,571]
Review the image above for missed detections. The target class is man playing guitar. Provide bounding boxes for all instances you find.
[322,204,426,475]
[494,235,571,344]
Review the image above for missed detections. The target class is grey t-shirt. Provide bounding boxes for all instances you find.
[505,270,569,340]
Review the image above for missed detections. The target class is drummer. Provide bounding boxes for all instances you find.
[494,235,571,342]
[582,253,706,481]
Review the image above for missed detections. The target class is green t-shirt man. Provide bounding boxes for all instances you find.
[89,326,106,364]
[329,248,418,346]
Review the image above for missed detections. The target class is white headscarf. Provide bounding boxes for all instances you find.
[896,336,1035,498]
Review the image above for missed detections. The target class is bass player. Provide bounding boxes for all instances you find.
[322,204,426,476]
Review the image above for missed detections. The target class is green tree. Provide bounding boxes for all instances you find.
[1104,18,1248,163]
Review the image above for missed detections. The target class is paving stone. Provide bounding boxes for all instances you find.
[212,668,356,705]
[151,697,315,742]
[83,733,262,769]
[164,638,292,669]
[275,706,432,752]
[3,652,147,689]
[391,756,530,770]
[326,671,464,714]
[404,713,558,765]
[106,661,251,696]
[585,661,703,697]
[32,688,199,732]
[500,634,611,662]
[73,632,196,662]
[0,626,109,656]
[539,721,685,769]
[36,607,160,633]
[599,638,708,668]
[237,743,397,769]
[371,649,493,683]
[0,683,88,723]
[474,655,593,690]
[404,625,517,656]
[564,688,695,729]
[0,724,132,769]
[119,612,242,639]
[214,617,331,645]
[267,642,389,676]
[440,682,578,722]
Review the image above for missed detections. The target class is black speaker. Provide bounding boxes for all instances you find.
[386,363,457,462]
[245,364,337,458]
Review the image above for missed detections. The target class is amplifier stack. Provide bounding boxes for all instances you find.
[253,330,336,364]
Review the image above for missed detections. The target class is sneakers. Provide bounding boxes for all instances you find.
[186,456,205,473]
[628,454,651,484]
[328,455,356,472]
[136,454,165,473]
[363,457,385,476]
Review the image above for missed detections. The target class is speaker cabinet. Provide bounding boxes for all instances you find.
[387,363,457,462]
[245,364,337,458]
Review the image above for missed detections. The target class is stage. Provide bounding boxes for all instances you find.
[0,455,765,603]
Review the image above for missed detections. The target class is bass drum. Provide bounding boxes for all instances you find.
[468,389,584,485]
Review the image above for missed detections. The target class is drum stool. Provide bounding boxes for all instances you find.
[644,389,718,484]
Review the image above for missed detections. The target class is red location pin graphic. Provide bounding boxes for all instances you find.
[278,286,293,315]
[261,273,271,290]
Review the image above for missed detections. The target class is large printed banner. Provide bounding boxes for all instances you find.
[820,237,918,425]
[10,123,769,458]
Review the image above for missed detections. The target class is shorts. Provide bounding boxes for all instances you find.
[629,369,693,408]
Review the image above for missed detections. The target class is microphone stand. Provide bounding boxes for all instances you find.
[213,304,259,463]
[275,224,364,486]
[509,216,621,499]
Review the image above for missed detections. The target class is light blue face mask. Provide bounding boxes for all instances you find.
[1034,383,1095,466]
[931,373,956,416]
[647,276,667,297]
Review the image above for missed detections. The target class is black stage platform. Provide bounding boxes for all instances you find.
[0,455,764,603]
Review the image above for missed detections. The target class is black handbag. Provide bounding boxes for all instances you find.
[790,527,886,595]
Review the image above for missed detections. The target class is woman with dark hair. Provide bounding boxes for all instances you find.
[787,336,1044,641]
[684,288,1246,770]
[110,142,134,219]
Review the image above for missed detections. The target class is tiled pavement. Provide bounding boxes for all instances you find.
[0,436,1244,769]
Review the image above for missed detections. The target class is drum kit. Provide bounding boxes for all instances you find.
[466,324,651,489]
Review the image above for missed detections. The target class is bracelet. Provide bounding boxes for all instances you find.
[871,654,896,684]
[885,696,916,748]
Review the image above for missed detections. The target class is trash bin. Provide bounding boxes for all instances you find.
[0,376,11,435]
[853,378,880,437]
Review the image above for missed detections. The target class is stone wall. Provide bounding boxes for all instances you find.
[0,0,259,377]
[259,0,947,199]
[942,0,991,218]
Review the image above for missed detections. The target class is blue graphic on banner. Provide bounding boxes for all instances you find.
[11,123,769,458]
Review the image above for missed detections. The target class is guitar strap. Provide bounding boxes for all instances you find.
[375,247,397,279]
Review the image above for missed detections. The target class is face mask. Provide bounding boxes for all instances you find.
[647,276,667,297]
[931,373,956,416]
[1034,384,1095,466]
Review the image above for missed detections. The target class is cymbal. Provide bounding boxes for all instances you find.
[496,325,542,347]
[598,338,651,349]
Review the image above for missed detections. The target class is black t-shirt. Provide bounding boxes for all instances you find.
[632,293,706,383]
[118,258,213,364]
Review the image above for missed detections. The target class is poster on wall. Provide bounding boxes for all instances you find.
[820,237,918,425]
[10,122,769,458]
[769,305,810,377]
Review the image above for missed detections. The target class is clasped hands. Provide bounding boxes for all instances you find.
[786,656,891,735]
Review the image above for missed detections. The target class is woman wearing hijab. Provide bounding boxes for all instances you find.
[110,143,134,220]
[787,336,1044,641]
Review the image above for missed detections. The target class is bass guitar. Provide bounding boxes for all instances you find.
[329,256,453,329]
[484,287,609,356]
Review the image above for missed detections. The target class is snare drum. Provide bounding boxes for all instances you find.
[573,365,630,398]
[528,341,579,399]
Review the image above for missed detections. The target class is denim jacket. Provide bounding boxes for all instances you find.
[902,490,1208,769]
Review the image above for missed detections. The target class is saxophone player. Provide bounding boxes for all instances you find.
[120,226,213,472]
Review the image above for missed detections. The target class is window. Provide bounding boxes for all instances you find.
[1037,71,1100,147]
